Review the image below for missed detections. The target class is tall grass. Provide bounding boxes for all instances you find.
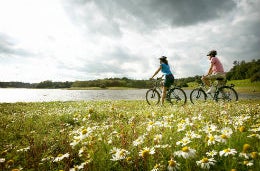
[0,100,259,171]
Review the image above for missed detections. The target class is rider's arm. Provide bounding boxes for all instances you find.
[206,63,213,76]
[151,66,162,79]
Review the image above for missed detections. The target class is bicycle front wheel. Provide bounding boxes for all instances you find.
[167,88,187,106]
[216,86,238,102]
[190,88,207,104]
[146,89,160,105]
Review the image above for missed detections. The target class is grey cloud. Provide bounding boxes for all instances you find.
[63,0,122,38]
[79,47,141,74]
[0,33,31,57]
[112,0,236,27]
[65,0,236,32]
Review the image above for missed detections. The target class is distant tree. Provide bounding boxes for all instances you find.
[251,71,260,82]
[226,59,260,81]
[36,80,54,88]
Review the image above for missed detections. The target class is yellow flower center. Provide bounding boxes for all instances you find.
[142,149,149,157]
[82,129,88,134]
[168,160,176,167]
[209,136,215,141]
[120,150,126,156]
[243,144,250,152]
[251,152,258,159]
[239,126,246,132]
[202,157,209,163]
[154,164,159,168]
[182,146,189,152]
[224,149,230,153]
[126,157,132,162]
[221,134,228,139]
[243,160,249,165]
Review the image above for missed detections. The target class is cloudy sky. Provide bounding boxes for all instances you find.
[0,0,259,83]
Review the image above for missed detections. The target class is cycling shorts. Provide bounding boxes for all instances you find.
[164,74,174,87]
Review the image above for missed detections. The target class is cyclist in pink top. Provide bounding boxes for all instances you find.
[202,50,225,93]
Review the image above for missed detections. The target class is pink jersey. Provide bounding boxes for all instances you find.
[211,57,224,73]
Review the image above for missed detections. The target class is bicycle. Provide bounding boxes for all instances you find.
[190,77,238,104]
[146,77,187,106]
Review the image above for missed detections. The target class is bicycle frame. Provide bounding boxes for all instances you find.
[195,83,236,101]
[146,78,187,105]
[151,78,176,95]
[151,78,163,93]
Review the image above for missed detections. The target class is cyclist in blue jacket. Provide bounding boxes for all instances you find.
[150,56,174,105]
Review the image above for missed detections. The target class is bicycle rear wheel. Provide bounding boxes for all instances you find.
[167,88,187,106]
[190,88,207,104]
[216,86,238,102]
[146,89,160,105]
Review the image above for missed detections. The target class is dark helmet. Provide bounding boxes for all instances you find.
[159,56,168,64]
[207,50,217,57]
[159,56,167,60]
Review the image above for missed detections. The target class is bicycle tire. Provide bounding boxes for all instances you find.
[146,89,160,105]
[167,87,187,106]
[190,88,207,104]
[216,86,238,102]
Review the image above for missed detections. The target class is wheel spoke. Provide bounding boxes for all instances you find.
[168,88,187,106]
[146,89,160,105]
[190,89,206,104]
[217,86,238,102]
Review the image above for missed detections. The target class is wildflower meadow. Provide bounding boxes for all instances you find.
[0,100,259,171]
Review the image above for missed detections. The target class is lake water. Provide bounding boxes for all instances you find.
[0,88,259,103]
[0,88,148,103]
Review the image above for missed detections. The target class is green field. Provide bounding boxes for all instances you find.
[227,79,260,93]
[187,79,260,93]
[1,100,260,171]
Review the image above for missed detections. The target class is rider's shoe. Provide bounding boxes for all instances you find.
[206,86,216,94]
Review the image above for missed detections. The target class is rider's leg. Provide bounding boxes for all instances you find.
[204,74,219,93]
[161,86,167,105]
[162,74,174,105]
[201,76,211,87]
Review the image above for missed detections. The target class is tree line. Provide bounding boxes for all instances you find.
[1,59,259,89]
[226,59,260,82]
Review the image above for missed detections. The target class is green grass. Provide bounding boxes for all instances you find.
[227,79,260,93]
[0,100,260,171]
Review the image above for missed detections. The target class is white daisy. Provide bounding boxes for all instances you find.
[243,160,254,167]
[133,135,145,146]
[219,148,237,157]
[176,137,191,146]
[207,134,218,146]
[206,150,218,157]
[167,158,180,171]
[53,153,70,162]
[0,158,5,163]
[196,157,216,169]
[202,124,218,134]
[185,130,201,139]
[139,147,155,158]
[174,146,196,159]
[220,127,233,137]
[154,134,162,143]
[110,148,130,161]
